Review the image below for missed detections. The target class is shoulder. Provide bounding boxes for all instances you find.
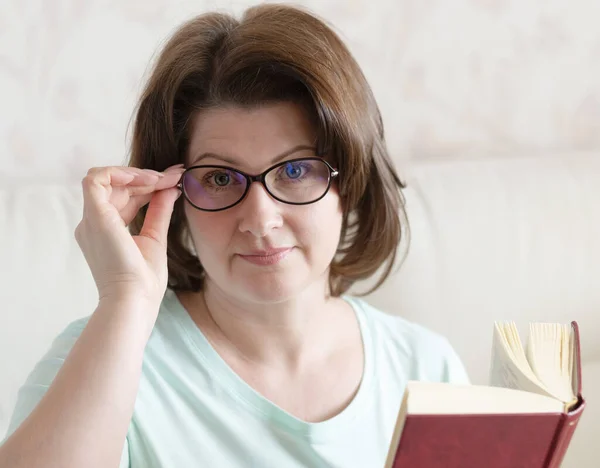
[345,296,470,384]
[30,316,91,365]
[3,315,92,439]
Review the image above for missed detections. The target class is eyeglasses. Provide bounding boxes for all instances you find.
[176,157,339,212]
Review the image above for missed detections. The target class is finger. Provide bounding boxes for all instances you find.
[86,164,183,176]
[118,167,186,224]
[138,187,181,248]
[112,166,165,178]
[83,167,163,210]
[82,168,138,221]
[121,163,184,178]
[151,168,185,190]
[120,170,164,186]
[124,168,184,196]
[120,192,154,226]
[81,165,184,223]
[87,166,164,182]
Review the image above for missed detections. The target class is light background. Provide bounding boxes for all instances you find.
[1,1,599,466]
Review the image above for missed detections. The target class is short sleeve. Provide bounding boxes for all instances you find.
[405,322,472,385]
[119,438,130,468]
[3,317,130,467]
[439,337,471,385]
[4,318,89,438]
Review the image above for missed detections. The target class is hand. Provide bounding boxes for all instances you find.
[74,164,187,310]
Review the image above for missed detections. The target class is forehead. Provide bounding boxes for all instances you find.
[186,102,318,170]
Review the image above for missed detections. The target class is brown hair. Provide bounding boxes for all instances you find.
[128,3,408,297]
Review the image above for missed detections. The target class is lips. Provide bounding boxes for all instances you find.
[237,247,293,266]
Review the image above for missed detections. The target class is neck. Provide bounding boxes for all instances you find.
[185,277,348,372]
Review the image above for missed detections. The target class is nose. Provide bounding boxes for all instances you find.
[237,182,283,237]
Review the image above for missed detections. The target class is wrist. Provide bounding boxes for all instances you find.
[96,295,161,335]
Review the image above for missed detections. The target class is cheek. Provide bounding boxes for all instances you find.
[290,194,343,252]
[184,208,233,253]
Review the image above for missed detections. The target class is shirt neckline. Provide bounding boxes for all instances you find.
[161,288,375,443]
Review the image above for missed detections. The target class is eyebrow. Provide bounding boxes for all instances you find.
[189,144,318,167]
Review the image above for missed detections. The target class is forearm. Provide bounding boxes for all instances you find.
[0,299,156,468]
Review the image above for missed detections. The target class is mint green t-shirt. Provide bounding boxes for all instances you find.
[4,289,469,467]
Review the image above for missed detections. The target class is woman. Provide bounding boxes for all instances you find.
[0,4,468,468]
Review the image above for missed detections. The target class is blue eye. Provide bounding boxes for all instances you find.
[284,163,303,179]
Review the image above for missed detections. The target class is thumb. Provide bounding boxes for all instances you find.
[139,187,182,248]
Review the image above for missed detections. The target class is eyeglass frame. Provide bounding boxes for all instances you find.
[176,157,340,212]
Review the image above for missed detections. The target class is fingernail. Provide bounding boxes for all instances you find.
[162,164,184,173]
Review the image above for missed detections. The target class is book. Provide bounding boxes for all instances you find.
[384,321,585,468]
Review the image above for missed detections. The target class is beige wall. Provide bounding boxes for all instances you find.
[1,0,599,181]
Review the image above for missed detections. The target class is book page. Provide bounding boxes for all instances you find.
[404,381,564,415]
[489,322,556,399]
[526,323,576,404]
[569,325,576,394]
[383,390,409,468]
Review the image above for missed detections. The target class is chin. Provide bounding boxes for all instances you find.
[235,272,307,304]
[226,255,319,303]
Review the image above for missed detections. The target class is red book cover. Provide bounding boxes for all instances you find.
[385,322,585,468]
[545,321,585,468]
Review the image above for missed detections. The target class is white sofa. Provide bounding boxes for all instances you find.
[1,151,598,466]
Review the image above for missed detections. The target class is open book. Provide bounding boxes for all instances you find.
[384,321,585,468]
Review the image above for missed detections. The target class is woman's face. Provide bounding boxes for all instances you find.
[183,101,343,303]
